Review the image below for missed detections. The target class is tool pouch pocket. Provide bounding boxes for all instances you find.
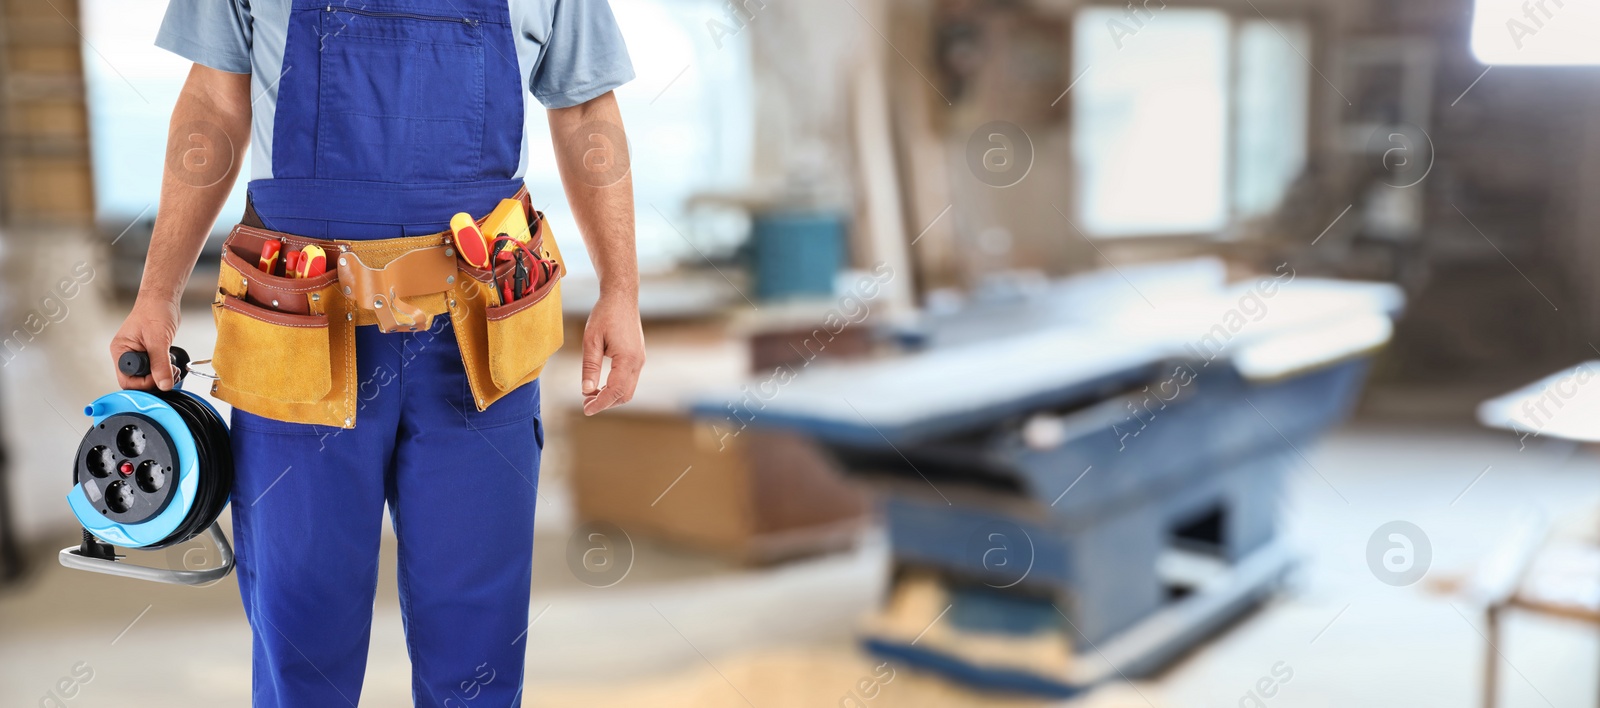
[211,227,356,428]
[212,296,332,403]
[484,265,563,390]
[451,216,566,411]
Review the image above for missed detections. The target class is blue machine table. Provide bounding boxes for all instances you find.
[694,263,1403,694]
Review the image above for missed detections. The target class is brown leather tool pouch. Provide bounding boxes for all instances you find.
[451,212,566,412]
[212,226,354,427]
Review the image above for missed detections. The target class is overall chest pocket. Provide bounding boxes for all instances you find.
[315,8,486,182]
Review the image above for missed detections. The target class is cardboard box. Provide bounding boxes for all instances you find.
[570,408,868,564]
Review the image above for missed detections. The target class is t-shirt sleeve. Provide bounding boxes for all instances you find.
[155,0,253,74]
[527,0,635,108]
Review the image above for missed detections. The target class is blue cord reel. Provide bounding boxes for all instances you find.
[60,348,236,585]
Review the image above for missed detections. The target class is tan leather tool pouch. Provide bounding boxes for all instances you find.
[451,212,566,412]
[212,226,355,428]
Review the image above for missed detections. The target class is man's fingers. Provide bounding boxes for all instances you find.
[111,338,152,391]
[115,372,142,391]
[605,356,641,401]
[150,365,176,392]
[580,333,604,395]
[582,386,628,416]
[582,356,640,416]
[146,339,176,391]
[115,367,158,392]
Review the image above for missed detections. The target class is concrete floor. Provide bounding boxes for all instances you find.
[5,420,1598,706]
[3,300,1599,705]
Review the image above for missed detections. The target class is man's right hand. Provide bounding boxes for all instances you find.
[111,297,183,391]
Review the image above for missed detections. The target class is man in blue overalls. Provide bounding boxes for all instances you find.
[108,2,643,705]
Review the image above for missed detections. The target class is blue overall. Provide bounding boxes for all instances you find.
[231,3,540,705]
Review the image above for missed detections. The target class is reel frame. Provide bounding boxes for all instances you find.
[58,524,234,586]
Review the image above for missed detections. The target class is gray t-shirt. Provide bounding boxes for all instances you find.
[155,0,634,181]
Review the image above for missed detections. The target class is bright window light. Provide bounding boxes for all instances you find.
[1234,20,1310,220]
[1072,7,1231,237]
[527,0,754,276]
[83,0,251,227]
[1472,0,1600,65]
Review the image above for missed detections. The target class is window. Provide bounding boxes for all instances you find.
[1071,7,1310,237]
[524,0,754,277]
[83,0,251,228]
[1471,0,1600,65]
[1072,8,1231,237]
[1234,20,1311,220]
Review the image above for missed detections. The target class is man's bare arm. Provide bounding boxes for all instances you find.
[548,91,644,415]
[110,64,251,390]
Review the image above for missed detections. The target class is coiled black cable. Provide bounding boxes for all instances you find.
[146,389,233,549]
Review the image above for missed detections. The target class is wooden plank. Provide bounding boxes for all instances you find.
[849,33,916,317]
[1507,596,1600,624]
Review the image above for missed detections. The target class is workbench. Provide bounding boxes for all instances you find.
[1476,361,1600,708]
[1478,362,1600,444]
[693,260,1403,694]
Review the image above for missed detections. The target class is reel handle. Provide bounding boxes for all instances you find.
[118,347,191,380]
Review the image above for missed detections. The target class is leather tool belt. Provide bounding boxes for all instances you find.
[209,187,566,429]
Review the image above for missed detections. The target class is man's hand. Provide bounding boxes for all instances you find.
[111,298,183,391]
[580,293,644,415]
[549,91,641,415]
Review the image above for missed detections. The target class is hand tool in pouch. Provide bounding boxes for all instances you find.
[482,197,532,244]
[62,347,235,585]
[491,236,547,304]
[512,251,530,303]
[295,245,327,278]
[450,212,491,269]
[258,240,283,275]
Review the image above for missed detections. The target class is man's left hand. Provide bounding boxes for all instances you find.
[580,293,644,415]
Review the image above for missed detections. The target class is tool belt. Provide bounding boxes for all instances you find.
[209,188,565,429]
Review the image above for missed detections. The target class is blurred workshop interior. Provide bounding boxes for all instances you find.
[5,0,1600,706]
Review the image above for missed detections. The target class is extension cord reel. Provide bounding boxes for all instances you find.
[59,347,235,585]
